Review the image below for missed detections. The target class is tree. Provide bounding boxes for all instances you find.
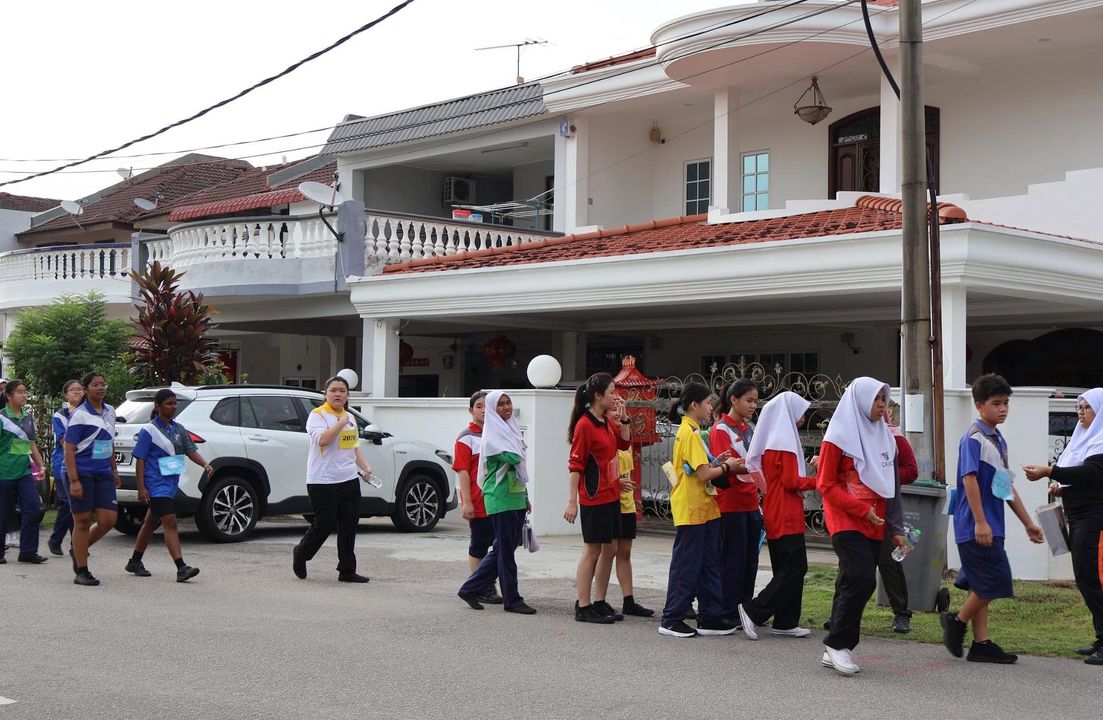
[130,261,220,385]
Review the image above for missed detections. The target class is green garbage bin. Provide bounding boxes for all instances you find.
[877,483,949,612]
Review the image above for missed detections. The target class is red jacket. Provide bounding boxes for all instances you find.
[709,417,760,513]
[816,441,887,541]
[568,411,631,506]
[761,449,817,540]
[894,434,919,484]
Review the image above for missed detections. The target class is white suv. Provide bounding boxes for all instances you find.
[111,385,456,542]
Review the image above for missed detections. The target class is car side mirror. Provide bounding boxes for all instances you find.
[361,429,385,445]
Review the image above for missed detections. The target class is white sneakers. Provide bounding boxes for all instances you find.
[771,626,812,638]
[736,604,759,641]
[822,646,861,675]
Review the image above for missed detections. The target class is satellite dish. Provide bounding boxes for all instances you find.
[298,181,344,207]
[60,200,84,215]
[133,197,157,211]
[116,168,133,179]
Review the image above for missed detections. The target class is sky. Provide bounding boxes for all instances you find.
[0,0,729,202]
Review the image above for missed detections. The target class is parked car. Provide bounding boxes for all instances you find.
[111,385,456,542]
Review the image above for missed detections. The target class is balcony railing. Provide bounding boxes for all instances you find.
[362,209,560,263]
[0,242,133,309]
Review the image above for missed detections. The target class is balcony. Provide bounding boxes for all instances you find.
[0,243,133,310]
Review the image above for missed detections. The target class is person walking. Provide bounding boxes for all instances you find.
[293,376,373,583]
[878,401,919,633]
[47,380,83,557]
[0,380,48,565]
[454,391,502,605]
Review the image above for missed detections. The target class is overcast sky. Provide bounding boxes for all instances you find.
[1,0,727,201]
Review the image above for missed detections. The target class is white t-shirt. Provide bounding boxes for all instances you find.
[305,406,359,484]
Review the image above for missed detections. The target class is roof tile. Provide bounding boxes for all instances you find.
[0,193,61,213]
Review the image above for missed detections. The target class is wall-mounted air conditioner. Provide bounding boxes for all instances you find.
[443,177,476,204]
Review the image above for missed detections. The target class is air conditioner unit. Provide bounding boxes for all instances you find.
[443,177,476,204]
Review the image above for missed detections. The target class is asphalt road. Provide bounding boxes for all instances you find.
[0,517,1097,720]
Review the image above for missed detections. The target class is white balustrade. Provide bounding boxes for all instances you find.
[0,243,131,284]
[362,210,558,264]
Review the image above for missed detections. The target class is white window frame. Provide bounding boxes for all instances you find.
[684,158,712,215]
[741,150,770,212]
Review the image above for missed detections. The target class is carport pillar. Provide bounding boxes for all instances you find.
[941,285,968,388]
[554,115,589,234]
[712,87,740,214]
[879,57,903,194]
[360,317,399,397]
[553,331,587,381]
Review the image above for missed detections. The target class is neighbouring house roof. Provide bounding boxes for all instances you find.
[21,154,253,236]
[167,158,337,222]
[321,82,547,156]
[571,48,657,74]
[382,196,970,275]
[0,192,61,213]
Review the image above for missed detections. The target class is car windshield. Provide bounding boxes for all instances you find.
[116,397,193,424]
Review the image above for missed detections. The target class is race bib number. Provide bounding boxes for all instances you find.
[339,427,359,450]
[9,439,30,455]
[92,439,113,459]
[158,455,186,476]
[991,468,1014,501]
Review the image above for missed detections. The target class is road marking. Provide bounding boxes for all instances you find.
[0,696,16,705]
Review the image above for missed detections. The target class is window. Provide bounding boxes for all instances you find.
[282,376,317,389]
[116,398,191,425]
[742,151,769,211]
[684,159,712,215]
[245,396,306,433]
[211,397,240,427]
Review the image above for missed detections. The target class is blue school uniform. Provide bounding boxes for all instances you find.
[953,420,1014,599]
[48,405,75,546]
[63,400,117,513]
[132,416,197,498]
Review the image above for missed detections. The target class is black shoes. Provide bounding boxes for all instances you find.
[0,556,6,564]
[292,550,306,580]
[892,614,912,634]
[623,597,655,617]
[575,601,615,624]
[177,565,200,583]
[1085,650,1103,666]
[17,553,48,564]
[593,600,624,622]
[458,593,484,610]
[967,640,1018,664]
[74,569,100,586]
[338,572,369,583]
[479,588,504,605]
[48,542,64,557]
[1075,640,1103,656]
[126,559,152,577]
[658,621,698,638]
[941,612,967,658]
[505,603,537,615]
[697,619,739,636]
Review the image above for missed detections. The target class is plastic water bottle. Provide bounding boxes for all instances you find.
[892,524,922,562]
[363,472,383,488]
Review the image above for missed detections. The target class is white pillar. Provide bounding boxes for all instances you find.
[941,284,967,388]
[879,58,902,194]
[712,87,740,213]
[554,331,586,381]
[360,317,399,396]
[554,116,589,234]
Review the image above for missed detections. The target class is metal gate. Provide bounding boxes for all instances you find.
[622,357,848,540]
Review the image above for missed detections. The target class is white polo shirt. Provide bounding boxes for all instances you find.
[305,406,359,484]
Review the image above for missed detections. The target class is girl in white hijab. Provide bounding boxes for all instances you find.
[740,392,819,638]
[1024,388,1103,664]
[816,377,897,675]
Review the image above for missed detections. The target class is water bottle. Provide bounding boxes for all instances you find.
[892,524,922,562]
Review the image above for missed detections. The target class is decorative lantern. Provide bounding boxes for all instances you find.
[484,335,516,372]
[399,340,414,367]
[526,355,562,388]
[613,355,662,520]
[793,76,833,125]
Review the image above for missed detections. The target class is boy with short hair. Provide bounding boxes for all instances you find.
[942,373,1044,663]
[454,391,502,605]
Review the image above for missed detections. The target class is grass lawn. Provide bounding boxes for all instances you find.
[801,564,1093,659]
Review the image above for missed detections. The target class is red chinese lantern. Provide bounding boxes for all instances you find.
[399,340,414,367]
[484,335,516,372]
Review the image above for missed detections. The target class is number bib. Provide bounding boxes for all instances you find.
[991,467,1015,501]
[158,455,186,476]
[338,427,359,450]
[92,439,113,459]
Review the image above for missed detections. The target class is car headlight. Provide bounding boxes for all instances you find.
[435,450,453,465]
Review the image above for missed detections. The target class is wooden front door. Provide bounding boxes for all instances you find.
[829,106,939,198]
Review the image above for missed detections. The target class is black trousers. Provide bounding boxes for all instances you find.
[745,533,807,630]
[877,536,911,617]
[296,478,361,574]
[826,531,881,651]
[1070,522,1103,643]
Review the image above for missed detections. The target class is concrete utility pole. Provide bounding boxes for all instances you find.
[899,0,935,480]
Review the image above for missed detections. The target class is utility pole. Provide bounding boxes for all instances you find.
[899,0,935,479]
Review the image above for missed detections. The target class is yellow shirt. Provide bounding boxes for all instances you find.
[671,417,720,526]
[617,449,635,514]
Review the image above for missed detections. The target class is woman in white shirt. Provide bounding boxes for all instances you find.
[292,376,372,583]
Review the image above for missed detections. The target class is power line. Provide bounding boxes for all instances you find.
[0,0,418,188]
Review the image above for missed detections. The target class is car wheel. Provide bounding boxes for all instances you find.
[195,475,260,542]
[391,474,442,532]
[114,505,146,535]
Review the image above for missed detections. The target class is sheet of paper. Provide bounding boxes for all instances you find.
[904,394,924,433]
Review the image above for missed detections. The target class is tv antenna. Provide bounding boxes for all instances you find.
[476,39,548,84]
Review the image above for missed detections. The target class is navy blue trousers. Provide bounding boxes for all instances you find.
[460,508,525,609]
[662,518,723,626]
[719,510,763,618]
[0,476,41,556]
[50,467,73,547]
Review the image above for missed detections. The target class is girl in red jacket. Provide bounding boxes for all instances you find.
[817,377,897,675]
[741,391,818,638]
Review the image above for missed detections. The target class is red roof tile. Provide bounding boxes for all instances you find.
[169,189,306,223]
[572,48,657,74]
[167,159,336,222]
[383,196,968,275]
[0,192,61,213]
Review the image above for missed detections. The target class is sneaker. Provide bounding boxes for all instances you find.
[821,650,833,668]
[737,604,759,640]
[771,626,812,638]
[967,640,1018,664]
[824,645,860,675]
[458,593,484,610]
[505,603,537,615]
[575,601,615,624]
[1076,640,1103,656]
[292,550,306,580]
[685,605,697,621]
[941,612,967,658]
[594,600,624,622]
[1085,650,1103,666]
[478,589,504,605]
[125,559,152,577]
[659,621,698,638]
[338,572,369,583]
[73,569,100,587]
[697,619,739,636]
[17,553,48,564]
[623,598,655,617]
[48,542,63,557]
[176,565,200,583]
[892,614,912,634]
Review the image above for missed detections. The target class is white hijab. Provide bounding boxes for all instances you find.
[822,377,896,499]
[1056,387,1103,468]
[746,392,811,477]
[476,390,529,487]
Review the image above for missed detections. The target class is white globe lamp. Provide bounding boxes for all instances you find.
[337,368,359,390]
[526,355,562,389]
